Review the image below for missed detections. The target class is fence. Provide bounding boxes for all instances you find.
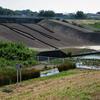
[36,56,66,65]
[35,56,100,70]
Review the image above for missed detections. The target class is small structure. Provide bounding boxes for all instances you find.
[37,50,68,58]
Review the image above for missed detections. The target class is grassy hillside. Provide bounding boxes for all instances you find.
[0,69,100,100]
[66,19,100,31]
[61,48,96,55]
[84,22,100,32]
[66,19,100,24]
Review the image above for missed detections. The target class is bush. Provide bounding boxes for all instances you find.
[72,22,77,25]
[0,42,39,68]
[0,68,40,86]
[22,68,40,81]
[56,18,60,20]
[62,20,69,23]
[57,62,76,72]
[0,41,36,61]
[77,24,84,28]
[67,51,72,56]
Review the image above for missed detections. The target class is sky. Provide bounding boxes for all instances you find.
[0,0,100,13]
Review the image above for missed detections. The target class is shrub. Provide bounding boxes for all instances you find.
[0,42,39,68]
[0,68,40,86]
[0,41,37,61]
[62,20,69,23]
[72,22,77,25]
[57,62,76,72]
[77,24,84,28]
[22,68,40,80]
[56,18,60,20]
[67,51,72,56]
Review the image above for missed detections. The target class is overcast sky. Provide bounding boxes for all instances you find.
[0,0,100,13]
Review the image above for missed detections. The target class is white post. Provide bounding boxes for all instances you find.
[17,70,18,84]
[20,71,21,85]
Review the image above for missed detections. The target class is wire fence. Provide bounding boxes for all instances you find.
[35,56,100,70]
[36,56,66,65]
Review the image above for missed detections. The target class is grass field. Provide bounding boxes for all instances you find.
[66,19,100,24]
[66,19,100,31]
[61,48,96,55]
[0,69,100,100]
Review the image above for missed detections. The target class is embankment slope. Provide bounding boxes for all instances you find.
[0,19,100,50]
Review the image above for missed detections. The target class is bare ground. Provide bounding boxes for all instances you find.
[0,20,100,51]
[0,69,100,100]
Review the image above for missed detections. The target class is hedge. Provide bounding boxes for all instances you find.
[0,68,40,86]
[57,62,76,72]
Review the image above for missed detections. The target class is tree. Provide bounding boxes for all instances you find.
[0,6,38,16]
[75,11,87,19]
[97,12,100,14]
[0,6,17,15]
[38,10,56,17]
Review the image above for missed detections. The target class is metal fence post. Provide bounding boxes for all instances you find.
[37,56,39,61]
[63,58,64,63]
[48,57,50,64]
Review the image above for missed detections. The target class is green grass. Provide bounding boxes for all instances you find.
[50,58,76,65]
[0,70,80,92]
[0,41,39,70]
[0,69,99,100]
[65,19,100,32]
[61,48,96,55]
[84,22,100,31]
[28,70,83,82]
[66,19,100,25]
[0,42,40,86]
[40,66,56,71]
[56,81,100,100]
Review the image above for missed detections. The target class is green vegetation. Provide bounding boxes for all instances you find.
[84,22,100,31]
[66,19,100,25]
[0,41,38,68]
[38,10,56,17]
[0,69,99,100]
[0,41,40,86]
[62,19,69,23]
[57,62,76,72]
[79,58,100,67]
[66,19,100,32]
[0,68,40,86]
[0,6,38,16]
[41,65,56,71]
[61,48,96,55]
[0,6,17,15]
[74,11,87,19]
[50,58,76,65]
[20,69,80,82]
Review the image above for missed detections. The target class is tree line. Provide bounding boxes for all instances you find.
[0,6,38,16]
[0,6,99,19]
